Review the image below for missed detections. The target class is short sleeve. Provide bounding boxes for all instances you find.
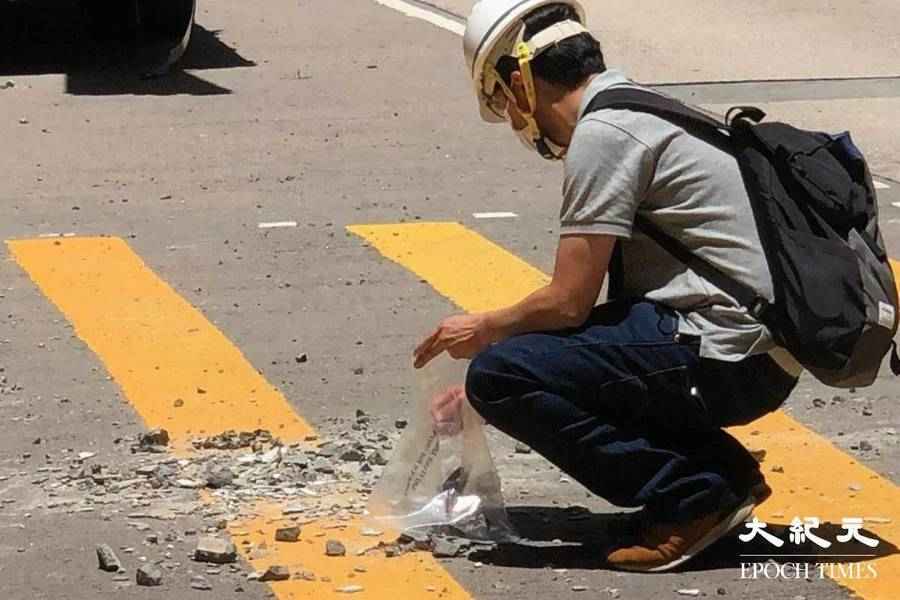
[560,116,655,238]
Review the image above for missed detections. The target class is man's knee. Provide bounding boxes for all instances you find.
[465,342,522,418]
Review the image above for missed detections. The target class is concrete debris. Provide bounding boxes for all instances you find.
[96,544,122,572]
[205,463,235,488]
[259,565,291,582]
[275,526,301,542]
[325,539,346,556]
[193,429,274,450]
[194,537,237,564]
[22,412,402,591]
[139,429,170,449]
[431,536,468,558]
[190,575,212,590]
[360,528,383,537]
[340,448,366,462]
[336,585,364,593]
[514,442,532,454]
[136,565,163,587]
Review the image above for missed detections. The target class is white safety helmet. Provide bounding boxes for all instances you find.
[463,0,588,158]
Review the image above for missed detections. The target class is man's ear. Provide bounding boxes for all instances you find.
[508,71,531,113]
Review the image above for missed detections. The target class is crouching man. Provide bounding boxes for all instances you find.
[413,0,801,572]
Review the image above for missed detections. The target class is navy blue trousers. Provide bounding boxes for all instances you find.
[465,300,798,524]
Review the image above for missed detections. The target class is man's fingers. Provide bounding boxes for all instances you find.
[414,328,440,358]
[413,331,439,368]
[414,337,448,369]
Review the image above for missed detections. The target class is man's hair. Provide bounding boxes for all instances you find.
[496,3,605,91]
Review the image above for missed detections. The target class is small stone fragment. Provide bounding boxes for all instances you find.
[717,588,727,596]
[394,418,408,429]
[340,448,366,462]
[514,442,532,454]
[191,575,212,590]
[431,536,467,558]
[325,539,346,556]
[140,428,170,447]
[848,483,863,492]
[677,590,701,597]
[336,585,364,594]
[282,504,305,515]
[275,526,301,542]
[205,463,234,489]
[194,536,237,564]
[259,565,290,582]
[360,528,383,537]
[97,544,122,572]
[571,585,588,592]
[367,451,388,466]
[771,465,784,473]
[136,565,163,587]
[859,440,873,452]
[295,353,308,363]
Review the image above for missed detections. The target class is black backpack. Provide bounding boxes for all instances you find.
[585,87,900,388]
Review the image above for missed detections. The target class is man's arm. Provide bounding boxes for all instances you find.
[484,233,615,340]
[412,233,617,368]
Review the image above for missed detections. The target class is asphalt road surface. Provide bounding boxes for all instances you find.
[1,1,899,599]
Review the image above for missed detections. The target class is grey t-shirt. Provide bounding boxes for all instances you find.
[562,69,799,373]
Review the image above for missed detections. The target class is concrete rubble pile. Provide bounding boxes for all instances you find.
[6,408,501,590]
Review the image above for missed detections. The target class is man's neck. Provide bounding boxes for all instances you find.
[551,73,599,147]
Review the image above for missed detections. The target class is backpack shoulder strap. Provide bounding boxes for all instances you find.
[583,87,729,139]
[633,214,769,319]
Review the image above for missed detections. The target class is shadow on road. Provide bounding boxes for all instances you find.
[469,506,898,573]
[0,0,254,96]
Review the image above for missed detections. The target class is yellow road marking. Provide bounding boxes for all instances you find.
[351,221,900,600]
[348,222,549,313]
[8,236,471,600]
[7,237,313,447]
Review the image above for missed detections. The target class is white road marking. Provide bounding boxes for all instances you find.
[258,221,298,229]
[373,0,465,35]
[473,211,518,219]
[875,181,890,190]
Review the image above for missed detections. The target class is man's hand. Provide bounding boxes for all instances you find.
[413,313,493,369]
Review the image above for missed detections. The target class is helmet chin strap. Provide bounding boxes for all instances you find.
[512,20,587,160]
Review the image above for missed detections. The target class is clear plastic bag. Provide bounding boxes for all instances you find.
[367,355,516,541]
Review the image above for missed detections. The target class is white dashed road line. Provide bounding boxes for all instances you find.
[473,211,518,219]
[257,221,298,229]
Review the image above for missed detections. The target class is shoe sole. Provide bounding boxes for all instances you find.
[614,495,757,573]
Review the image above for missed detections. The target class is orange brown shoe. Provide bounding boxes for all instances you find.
[606,496,756,572]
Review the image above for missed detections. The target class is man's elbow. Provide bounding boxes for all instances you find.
[558,300,593,329]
